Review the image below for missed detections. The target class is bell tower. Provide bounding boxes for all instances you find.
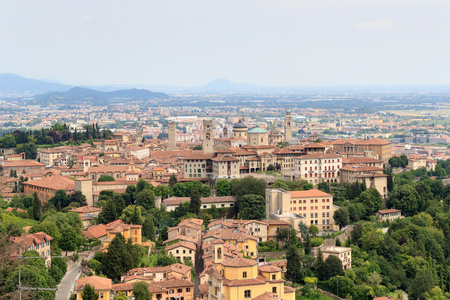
[284,108,292,141]
[168,121,177,150]
[203,119,214,154]
[213,243,224,264]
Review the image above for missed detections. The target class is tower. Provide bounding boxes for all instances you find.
[74,178,93,206]
[223,126,228,138]
[168,121,177,150]
[202,119,214,154]
[285,108,292,141]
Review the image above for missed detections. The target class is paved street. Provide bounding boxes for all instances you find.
[55,262,82,300]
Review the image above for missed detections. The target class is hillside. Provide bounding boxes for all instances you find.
[0,73,72,95]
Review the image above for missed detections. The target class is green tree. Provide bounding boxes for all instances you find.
[143,217,156,241]
[286,245,302,287]
[357,188,382,216]
[333,207,350,230]
[304,235,311,255]
[126,185,137,205]
[321,255,344,280]
[276,226,298,249]
[32,192,42,221]
[120,205,144,225]
[189,187,201,215]
[298,222,309,240]
[98,199,116,224]
[49,190,70,209]
[159,225,169,241]
[314,249,324,279]
[169,174,178,187]
[267,164,276,171]
[114,194,126,217]
[318,182,330,193]
[390,184,420,216]
[237,194,266,220]
[81,283,99,300]
[59,227,79,255]
[209,204,219,219]
[98,175,115,182]
[103,234,139,280]
[308,224,319,237]
[136,179,152,193]
[214,179,231,196]
[136,189,155,210]
[133,281,153,300]
[114,292,128,300]
[69,191,88,206]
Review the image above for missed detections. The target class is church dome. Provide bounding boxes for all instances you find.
[233,117,248,129]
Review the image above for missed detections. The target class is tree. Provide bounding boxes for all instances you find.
[318,181,330,193]
[333,207,350,229]
[409,268,434,300]
[59,227,79,255]
[214,179,231,196]
[298,222,308,240]
[267,164,276,171]
[314,249,324,279]
[32,192,42,221]
[69,191,88,206]
[390,184,420,217]
[357,188,382,216]
[120,205,144,225]
[98,199,116,224]
[133,281,153,300]
[238,194,266,220]
[136,189,155,210]
[126,185,137,204]
[308,224,319,237]
[81,283,99,300]
[143,217,156,241]
[286,245,302,287]
[114,292,128,300]
[189,187,201,215]
[136,179,152,193]
[209,204,219,219]
[159,225,169,241]
[49,190,70,209]
[321,255,344,280]
[276,226,298,249]
[103,234,139,280]
[231,176,267,200]
[169,174,177,187]
[304,235,311,255]
[98,175,115,182]
[114,194,126,217]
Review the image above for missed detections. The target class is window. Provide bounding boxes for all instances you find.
[46,250,50,256]
[100,292,104,299]
[272,287,277,293]
[243,271,247,278]
[244,290,251,298]
[203,205,207,208]
[186,288,190,292]
[272,274,276,280]
[178,289,182,293]
[169,289,174,294]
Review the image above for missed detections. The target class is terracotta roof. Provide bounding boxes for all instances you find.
[23,175,75,191]
[377,209,401,214]
[252,292,279,300]
[212,156,240,162]
[296,153,342,160]
[10,232,53,247]
[221,257,258,267]
[84,224,107,239]
[340,164,384,172]
[2,160,45,167]
[165,241,197,251]
[70,206,102,214]
[74,276,112,292]
[164,196,235,206]
[290,189,332,198]
[258,265,281,272]
[168,263,192,275]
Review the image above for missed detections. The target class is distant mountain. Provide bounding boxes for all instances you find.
[0,73,72,95]
[203,78,263,91]
[28,86,169,105]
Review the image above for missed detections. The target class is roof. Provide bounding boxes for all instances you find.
[258,265,281,273]
[165,241,197,251]
[377,209,401,214]
[2,160,45,167]
[164,196,235,206]
[23,175,75,191]
[74,276,112,292]
[10,232,53,246]
[290,189,332,198]
[233,119,248,129]
[212,156,240,162]
[84,224,107,239]
[341,164,384,172]
[221,257,258,267]
[248,127,268,133]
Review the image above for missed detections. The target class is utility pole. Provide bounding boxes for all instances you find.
[18,255,65,300]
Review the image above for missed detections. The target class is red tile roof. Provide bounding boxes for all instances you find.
[290,189,332,198]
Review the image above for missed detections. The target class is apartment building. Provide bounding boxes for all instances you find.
[294,153,343,184]
[10,232,53,267]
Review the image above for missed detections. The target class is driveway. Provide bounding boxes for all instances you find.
[56,262,82,300]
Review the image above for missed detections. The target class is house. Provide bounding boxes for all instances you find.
[166,241,197,266]
[375,209,402,221]
[207,243,295,300]
[9,232,53,267]
[112,278,194,300]
[2,160,45,176]
[203,228,258,258]
[74,276,112,300]
[294,153,343,184]
[84,224,108,240]
[70,206,102,228]
[102,220,142,250]
[320,246,352,270]
[23,176,75,202]
[163,196,235,212]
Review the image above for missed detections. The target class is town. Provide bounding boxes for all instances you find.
[1,95,450,300]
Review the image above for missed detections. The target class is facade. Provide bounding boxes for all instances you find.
[321,246,352,270]
[183,152,214,179]
[233,117,248,139]
[247,127,269,147]
[102,220,142,250]
[266,189,339,231]
[163,196,235,212]
[2,160,45,175]
[211,156,240,179]
[203,119,214,154]
[331,138,392,164]
[375,209,402,221]
[203,228,258,258]
[294,153,343,184]
[74,276,112,300]
[340,164,388,199]
[168,121,177,150]
[284,108,292,141]
[207,244,295,300]
[9,232,53,267]
[40,148,67,166]
[23,176,75,202]
[166,241,197,265]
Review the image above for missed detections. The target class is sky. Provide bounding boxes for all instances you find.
[1,0,450,87]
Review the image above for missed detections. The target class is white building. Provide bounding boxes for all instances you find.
[294,153,343,184]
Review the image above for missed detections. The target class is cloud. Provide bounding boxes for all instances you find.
[356,19,394,28]
[82,15,92,21]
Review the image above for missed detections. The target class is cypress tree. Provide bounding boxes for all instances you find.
[286,245,302,287]
[189,187,201,215]
[81,284,99,300]
[32,192,42,221]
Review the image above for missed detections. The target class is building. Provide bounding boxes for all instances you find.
[284,108,292,141]
[211,156,240,179]
[163,196,235,212]
[294,153,343,184]
[9,232,53,267]
[23,176,75,202]
[112,278,194,300]
[166,241,197,265]
[2,160,45,175]
[340,165,388,199]
[182,152,214,180]
[233,117,248,139]
[203,228,258,258]
[168,121,177,150]
[74,276,112,300]
[407,157,426,170]
[203,119,214,154]
[266,189,339,231]
[207,244,295,300]
[40,148,67,166]
[375,209,402,221]
[330,138,392,164]
[247,126,269,146]
[70,206,102,228]
[321,246,352,270]
[102,220,142,250]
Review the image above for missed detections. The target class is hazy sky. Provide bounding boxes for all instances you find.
[1,0,449,86]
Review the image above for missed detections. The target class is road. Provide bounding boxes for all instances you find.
[55,262,82,300]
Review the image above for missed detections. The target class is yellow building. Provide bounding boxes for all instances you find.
[203,228,258,258]
[74,276,112,300]
[102,220,142,250]
[208,243,295,300]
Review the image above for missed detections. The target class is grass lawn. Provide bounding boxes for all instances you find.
[296,294,334,300]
